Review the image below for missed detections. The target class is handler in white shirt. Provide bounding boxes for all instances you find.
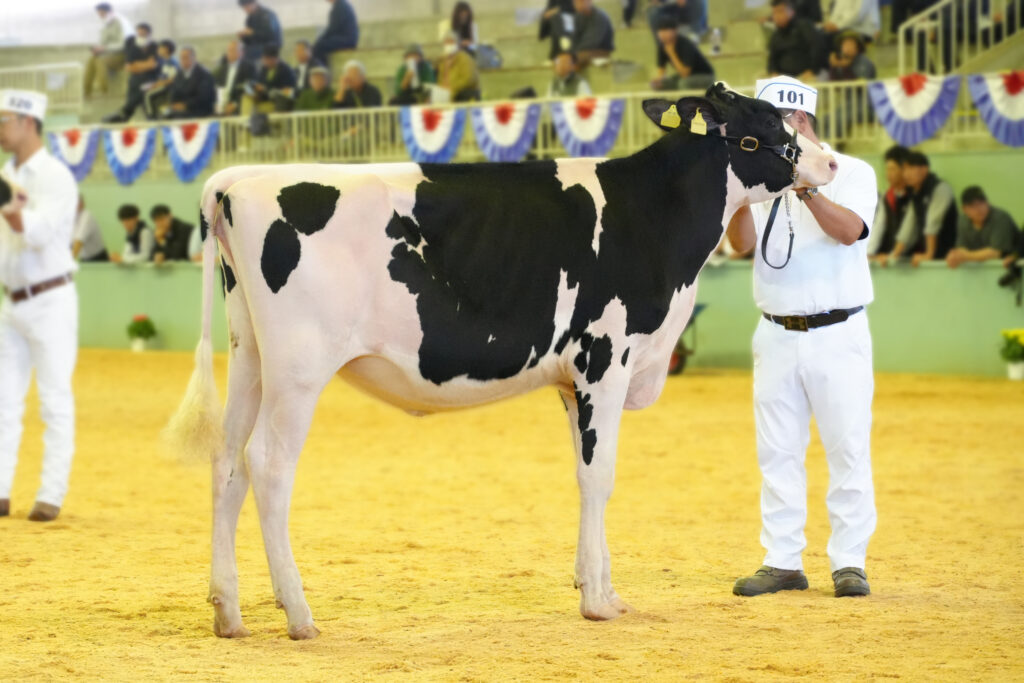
[726,76,878,598]
[0,90,79,522]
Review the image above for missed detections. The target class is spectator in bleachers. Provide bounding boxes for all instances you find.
[165,46,217,119]
[293,41,324,94]
[436,32,481,102]
[766,0,824,80]
[878,151,958,266]
[142,40,180,120]
[822,0,881,44]
[827,32,876,80]
[85,2,133,99]
[571,0,615,67]
[391,45,437,105]
[295,66,335,110]
[331,61,382,109]
[149,205,194,264]
[650,16,715,91]
[868,145,910,258]
[760,0,823,27]
[238,0,283,63]
[539,0,575,62]
[547,51,592,96]
[109,204,153,265]
[71,196,108,263]
[648,0,708,41]
[946,187,1022,268]
[450,2,480,55]
[214,39,257,116]
[103,22,159,122]
[312,0,360,64]
[245,45,297,114]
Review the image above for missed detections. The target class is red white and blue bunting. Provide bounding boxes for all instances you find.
[162,121,220,182]
[48,129,100,182]
[550,98,625,157]
[967,71,1024,148]
[470,101,542,162]
[103,127,156,185]
[867,73,961,148]
[400,106,466,163]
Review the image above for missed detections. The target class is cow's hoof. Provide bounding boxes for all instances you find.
[214,622,251,638]
[608,596,636,614]
[581,599,633,621]
[288,624,320,640]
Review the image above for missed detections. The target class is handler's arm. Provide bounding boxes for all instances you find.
[727,205,756,253]
[798,191,865,245]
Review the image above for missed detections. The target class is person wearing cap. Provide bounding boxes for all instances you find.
[165,46,217,119]
[391,44,436,106]
[312,0,360,65]
[103,22,159,123]
[295,66,335,111]
[85,2,134,99]
[650,15,715,92]
[238,0,283,63]
[726,76,878,599]
[0,90,79,522]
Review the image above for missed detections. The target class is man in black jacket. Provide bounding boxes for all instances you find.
[103,22,159,122]
[766,0,824,79]
[214,40,257,116]
[312,0,360,64]
[149,205,194,263]
[166,46,216,119]
[238,0,282,63]
[245,44,296,113]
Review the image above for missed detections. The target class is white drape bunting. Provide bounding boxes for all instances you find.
[867,73,960,147]
[48,129,100,182]
[103,127,156,185]
[968,71,1024,148]
[470,101,542,162]
[162,121,220,182]
[549,97,625,157]
[400,106,467,163]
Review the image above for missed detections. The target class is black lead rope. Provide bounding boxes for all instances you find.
[761,194,795,270]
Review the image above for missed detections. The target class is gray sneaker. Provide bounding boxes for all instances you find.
[833,567,870,597]
[733,565,809,596]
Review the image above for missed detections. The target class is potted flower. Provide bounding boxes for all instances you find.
[127,314,157,352]
[1000,329,1024,380]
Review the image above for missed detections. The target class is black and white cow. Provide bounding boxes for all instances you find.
[167,84,837,640]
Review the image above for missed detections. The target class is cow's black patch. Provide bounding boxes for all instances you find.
[385,132,729,387]
[385,211,421,247]
[261,220,301,293]
[574,386,597,465]
[216,192,233,227]
[199,208,209,242]
[585,335,613,384]
[620,348,630,366]
[221,257,236,294]
[277,182,341,236]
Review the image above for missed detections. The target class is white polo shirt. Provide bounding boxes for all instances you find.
[749,144,877,316]
[0,147,78,291]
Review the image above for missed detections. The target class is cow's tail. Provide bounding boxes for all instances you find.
[163,190,224,463]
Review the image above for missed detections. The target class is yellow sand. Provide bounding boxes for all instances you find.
[1,349,1022,681]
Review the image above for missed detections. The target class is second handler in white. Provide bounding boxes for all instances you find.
[0,89,79,522]
[727,76,878,598]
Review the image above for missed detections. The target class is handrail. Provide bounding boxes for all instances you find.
[897,0,1023,75]
[0,62,84,113]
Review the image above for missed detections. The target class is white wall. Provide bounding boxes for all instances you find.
[0,0,522,47]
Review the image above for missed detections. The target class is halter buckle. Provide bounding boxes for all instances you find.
[780,144,798,163]
[739,136,759,152]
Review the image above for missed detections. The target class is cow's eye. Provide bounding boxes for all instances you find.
[766,117,779,128]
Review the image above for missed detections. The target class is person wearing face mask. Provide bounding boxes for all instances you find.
[436,32,480,103]
[103,22,159,122]
[391,45,436,105]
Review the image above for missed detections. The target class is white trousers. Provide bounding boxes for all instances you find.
[752,311,876,573]
[0,285,78,507]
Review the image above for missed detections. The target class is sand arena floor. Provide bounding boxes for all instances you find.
[0,349,1022,681]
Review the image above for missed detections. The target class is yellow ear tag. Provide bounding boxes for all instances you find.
[660,104,681,129]
[690,108,708,136]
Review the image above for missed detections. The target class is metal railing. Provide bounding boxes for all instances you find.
[897,0,1023,75]
[44,77,1002,183]
[0,62,84,113]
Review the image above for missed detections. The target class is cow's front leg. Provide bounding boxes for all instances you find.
[561,382,634,621]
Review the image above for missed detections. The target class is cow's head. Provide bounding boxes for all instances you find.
[643,83,837,202]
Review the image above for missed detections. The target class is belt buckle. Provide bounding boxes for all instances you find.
[782,315,808,331]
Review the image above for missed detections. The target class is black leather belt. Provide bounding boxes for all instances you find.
[762,306,863,332]
[4,274,73,303]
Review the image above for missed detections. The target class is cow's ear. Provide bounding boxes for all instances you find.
[674,97,725,135]
[642,98,685,133]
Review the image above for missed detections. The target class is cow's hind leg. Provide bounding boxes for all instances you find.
[246,357,331,640]
[561,382,634,621]
[209,292,261,638]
